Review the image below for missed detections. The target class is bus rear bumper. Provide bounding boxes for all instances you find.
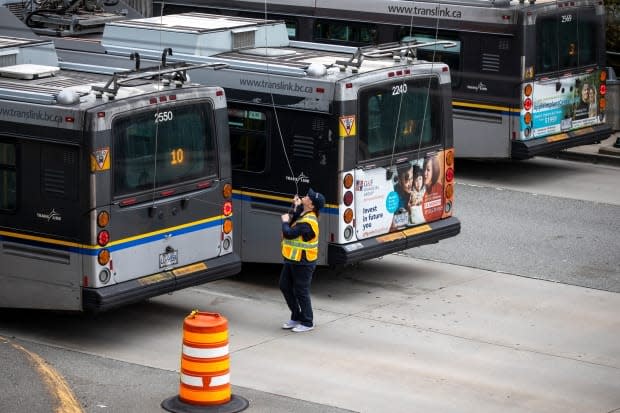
[511,124,612,159]
[327,216,461,266]
[82,253,241,312]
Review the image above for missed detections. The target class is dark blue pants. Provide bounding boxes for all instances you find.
[279,262,315,327]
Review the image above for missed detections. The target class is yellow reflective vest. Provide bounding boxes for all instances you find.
[281,212,319,262]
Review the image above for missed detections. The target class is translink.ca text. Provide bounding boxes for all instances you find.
[387,5,463,18]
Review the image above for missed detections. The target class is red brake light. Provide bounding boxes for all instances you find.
[600,84,606,95]
[97,230,110,246]
[523,98,532,111]
[223,201,233,216]
[343,191,353,206]
[445,168,454,182]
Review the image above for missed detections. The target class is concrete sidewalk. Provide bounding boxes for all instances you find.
[545,131,620,166]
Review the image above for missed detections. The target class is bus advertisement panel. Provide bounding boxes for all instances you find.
[354,151,450,240]
[524,72,605,140]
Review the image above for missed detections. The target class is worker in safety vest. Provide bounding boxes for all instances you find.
[279,188,325,333]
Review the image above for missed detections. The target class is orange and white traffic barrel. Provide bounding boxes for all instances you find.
[161,311,249,413]
[180,311,230,405]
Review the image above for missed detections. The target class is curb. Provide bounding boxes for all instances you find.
[544,148,620,167]
[598,145,620,157]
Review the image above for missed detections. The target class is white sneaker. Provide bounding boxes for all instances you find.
[282,320,300,329]
[292,324,314,333]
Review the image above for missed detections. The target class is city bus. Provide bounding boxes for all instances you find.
[0,36,240,311]
[153,0,612,159]
[48,13,461,265]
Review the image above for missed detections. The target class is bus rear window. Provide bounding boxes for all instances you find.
[113,103,217,196]
[359,78,441,161]
[536,10,598,73]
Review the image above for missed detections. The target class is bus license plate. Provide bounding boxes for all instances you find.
[159,250,178,268]
[561,118,572,131]
[393,211,408,228]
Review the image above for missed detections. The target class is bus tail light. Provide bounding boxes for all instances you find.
[600,70,607,82]
[222,219,233,234]
[445,167,454,182]
[445,184,454,199]
[343,173,353,189]
[599,98,606,110]
[343,208,353,224]
[98,249,110,265]
[343,191,353,206]
[97,211,109,228]
[222,183,232,198]
[524,112,532,125]
[223,200,233,216]
[445,150,454,167]
[600,84,606,96]
[97,230,110,246]
[524,84,532,96]
[523,97,532,111]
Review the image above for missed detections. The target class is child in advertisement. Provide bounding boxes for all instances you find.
[391,163,413,229]
[409,165,426,225]
[392,162,427,227]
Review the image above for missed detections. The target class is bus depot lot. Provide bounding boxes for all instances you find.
[1,255,619,413]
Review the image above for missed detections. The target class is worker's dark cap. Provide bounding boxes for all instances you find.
[307,188,325,211]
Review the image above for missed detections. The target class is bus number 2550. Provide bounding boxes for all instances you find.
[154,111,174,123]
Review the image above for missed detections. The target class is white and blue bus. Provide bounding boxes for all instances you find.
[154,0,612,159]
[39,13,461,265]
[0,36,239,311]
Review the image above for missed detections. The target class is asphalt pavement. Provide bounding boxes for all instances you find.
[0,129,618,413]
